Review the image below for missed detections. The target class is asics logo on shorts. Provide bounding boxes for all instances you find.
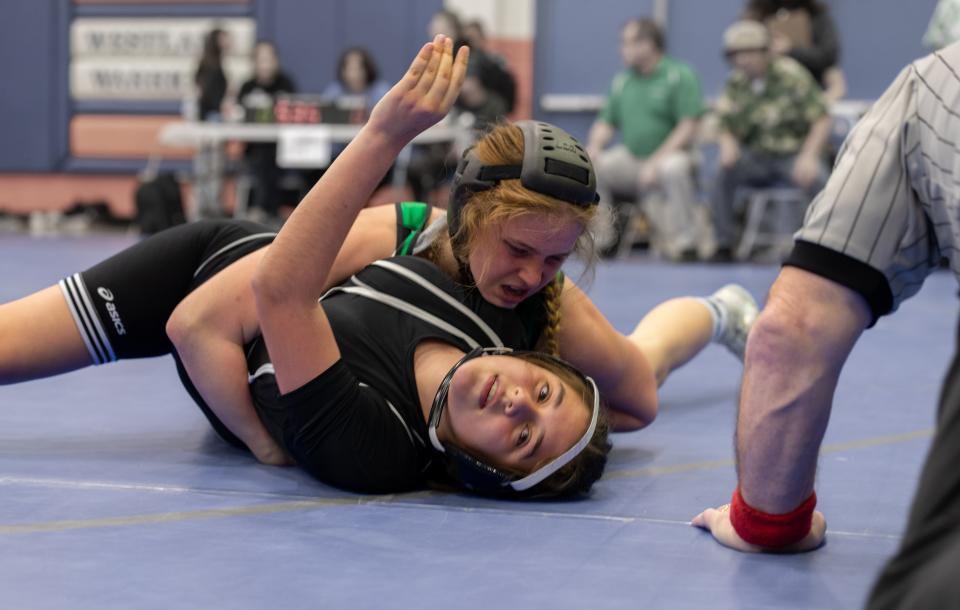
[97,286,127,336]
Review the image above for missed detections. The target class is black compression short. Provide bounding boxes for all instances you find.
[59,220,275,365]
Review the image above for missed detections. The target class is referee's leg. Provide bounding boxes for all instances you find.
[865,315,960,610]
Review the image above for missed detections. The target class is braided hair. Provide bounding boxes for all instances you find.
[535,274,564,356]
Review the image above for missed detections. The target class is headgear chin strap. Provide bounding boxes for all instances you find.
[447,120,600,239]
[427,347,601,494]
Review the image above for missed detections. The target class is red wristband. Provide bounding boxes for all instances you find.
[729,487,817,548]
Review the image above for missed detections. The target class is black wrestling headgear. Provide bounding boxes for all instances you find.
[427,347,600,496]
[447,120,599,239]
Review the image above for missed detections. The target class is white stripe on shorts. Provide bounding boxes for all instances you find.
[193,233,277,279]
[58,274,116,365]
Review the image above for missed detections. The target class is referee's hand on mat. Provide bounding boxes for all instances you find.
[691,504,827,553]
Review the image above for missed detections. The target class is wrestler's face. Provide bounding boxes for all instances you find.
[466,213,582,309]
[443,355,591,473]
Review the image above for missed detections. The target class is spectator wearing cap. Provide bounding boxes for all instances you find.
[708,19,832,262]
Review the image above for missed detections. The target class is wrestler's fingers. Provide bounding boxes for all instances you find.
[398,41,435,92]
[439,45,470,111]
[413,34,446,96]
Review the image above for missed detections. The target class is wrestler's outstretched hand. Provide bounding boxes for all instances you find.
[692,503,827,553]
[367,34,469,146]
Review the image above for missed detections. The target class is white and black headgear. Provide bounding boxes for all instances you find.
[427,347,601,496]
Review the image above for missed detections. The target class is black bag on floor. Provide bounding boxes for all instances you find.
[135,172,185,235]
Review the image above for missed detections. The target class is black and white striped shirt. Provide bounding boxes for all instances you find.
[787,41,960,321]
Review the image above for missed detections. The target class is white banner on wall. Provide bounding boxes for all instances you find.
[70,17,254,101]
[71,57,252,101]
[71,18,255,57]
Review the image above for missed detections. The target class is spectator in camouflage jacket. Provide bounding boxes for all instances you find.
[708,19,832,261]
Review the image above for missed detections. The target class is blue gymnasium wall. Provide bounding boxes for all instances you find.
[257,0,443,97]
[0,1,70,172]
[534,0,941,141]
[0,0,941,172]
[0,0,442,173]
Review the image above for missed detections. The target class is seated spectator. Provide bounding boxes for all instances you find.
[404,9,476,204]
[744,0,846,103]
[405,11,519,205]
[708,20,831,262]
[236,40,297,225]
[428,10,515,117]
[302,48,393,205]
[458,72,508,130]
[586,18,706,261]
[924,0,960,49]
[462,19,488,52]
[462,20,517,114]
[322,47,391,111]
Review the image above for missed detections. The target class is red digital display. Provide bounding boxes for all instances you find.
[273,97,322,124]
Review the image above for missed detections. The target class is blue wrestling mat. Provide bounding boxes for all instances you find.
[1,233,950,610]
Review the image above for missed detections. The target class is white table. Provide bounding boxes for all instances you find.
[159,120,464,167]
[159,121,464,147]
[158,121,466,215]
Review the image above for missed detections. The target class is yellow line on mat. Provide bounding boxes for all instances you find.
[0,429,934,535]
[0,496,403,535]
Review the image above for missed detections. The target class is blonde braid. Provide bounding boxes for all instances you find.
[535,274,564,356]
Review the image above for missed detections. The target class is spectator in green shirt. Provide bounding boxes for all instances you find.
[709,19,832,262]
[924,0,960,49]
[586,18,706,262]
